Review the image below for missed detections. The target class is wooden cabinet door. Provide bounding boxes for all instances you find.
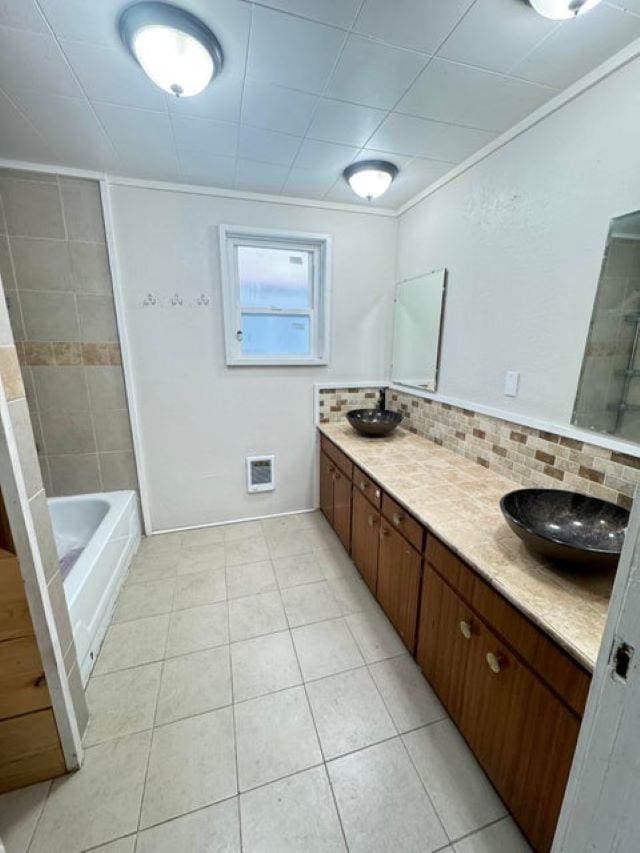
[351,487,379,593]
[332,468,352,551]
[417,565,475,726]
[376,522,422,651]
[319,451,334,525]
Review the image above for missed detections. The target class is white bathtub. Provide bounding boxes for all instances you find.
[49,490,141,685]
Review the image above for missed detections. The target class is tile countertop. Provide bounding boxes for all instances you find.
[319,423,613,672]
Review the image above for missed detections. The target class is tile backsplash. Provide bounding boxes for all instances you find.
[318,384,640,510]
[0,169,137,496]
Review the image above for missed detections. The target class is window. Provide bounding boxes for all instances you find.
[219,225,331,366]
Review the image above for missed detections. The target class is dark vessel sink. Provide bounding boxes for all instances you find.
[347,409,403,437]
[500,488,629,570]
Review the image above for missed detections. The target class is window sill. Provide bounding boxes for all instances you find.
[226,357,328,367]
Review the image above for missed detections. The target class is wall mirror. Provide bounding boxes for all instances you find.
[573,211,640,442]
[391,269,446,392]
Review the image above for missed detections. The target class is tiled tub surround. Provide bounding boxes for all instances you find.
[319,421,611,670]
[0,169,137,496]
[0,512,529,853]
[387,390,639,512]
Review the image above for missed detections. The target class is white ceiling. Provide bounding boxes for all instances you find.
[0,0,639,209]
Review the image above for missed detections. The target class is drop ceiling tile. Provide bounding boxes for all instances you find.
[437,0,560,74]
[358,148,414,171]
[92,103,180,181]
[11,90,120,171]
[368,112,495,161]
[37,0,125,46]
[171,115,238,158]
[241,80,317,136]
[512,3,640,88]
[238,126,301,167]
[178,150,237,188]
[61,40,165,111]
[294,139,359,173]
[256,0,362,28]
[382,157,452,205]
[307,99,386,147]
[325,34,428,110]
[282,168,338,199]
[0,90,55,163]
[398,58,555,132]
[0,28,81,98]
[0,0,47,32]
[247,6,345,95]
[235,159,289,193]
[166,74,244,123]
[609,0,640,11]
[353,0,474,54]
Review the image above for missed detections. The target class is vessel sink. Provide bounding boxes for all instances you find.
[346,409,403,437]
[500,488,629,570]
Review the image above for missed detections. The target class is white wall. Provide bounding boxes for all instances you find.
[396,55,640,427]
[109,186,396,531]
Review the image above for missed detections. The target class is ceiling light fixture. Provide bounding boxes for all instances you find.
[119,2,223,97]
[343,160,398,201]
[528,0,602,19]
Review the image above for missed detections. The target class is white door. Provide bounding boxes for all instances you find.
[554,489,640,852]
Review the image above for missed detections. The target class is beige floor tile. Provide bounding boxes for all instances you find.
[404,720,507,840]
[0,780,50,853]
[327,738,448,853]
[30,730,151,853]
[273,552,326,589]
[90,837,136,852]
[112,579,175,623]
[226,535,270,566]
[235,686,322,791]
[314,546,360,581]
[241,766,346,853]
[137,799,240,853]
[166,602,229,657]
[181,526,226,548]
[155,646,232,725]
[226,559,277,599]
[327,576,378,615]
[231,630,301,702]
[84,662,162,746]
[221,519,264,541]
[175,544,225,575]
[346,609,406,663]
[265,528,316,559]
[260,514,303,537]
[304,524,341,550]
[307,667,396,760]
[281,580,342,627]
[452,816,531,852]
[94,615,169,675]
[228,590,287,641]
[126,554,179,586]
[140,707,236,829]
[291,618,363,682]
[368,655,446,732]
[172,567,226,610]
[137,531,183,555]
[297,510,331,532]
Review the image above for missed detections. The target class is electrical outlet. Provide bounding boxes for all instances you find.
[504,371,520,397]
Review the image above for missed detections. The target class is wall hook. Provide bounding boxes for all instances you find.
[143,293,157,306]
[171,293,184,306]
[197,293,210,306]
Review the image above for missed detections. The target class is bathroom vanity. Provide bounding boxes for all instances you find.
[318,424,606,853]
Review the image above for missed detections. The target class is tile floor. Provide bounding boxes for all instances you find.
[0,511,531,853]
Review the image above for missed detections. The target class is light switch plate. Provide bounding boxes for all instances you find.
[504,371,520,397]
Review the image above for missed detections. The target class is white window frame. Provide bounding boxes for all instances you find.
[219,224,331,367]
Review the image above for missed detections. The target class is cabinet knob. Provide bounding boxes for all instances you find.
[375,489,381,499]
[380,526,390,537]
[329,465,335,474]
[459,620,473,640]
[334,472,341,481]
[367,515,377,527]
[392,512,404,526]
[486,652,506,674]
[360,480,368,490]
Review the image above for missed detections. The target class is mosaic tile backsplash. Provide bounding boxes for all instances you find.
[317,385,640,510]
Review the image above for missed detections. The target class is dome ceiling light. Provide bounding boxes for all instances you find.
[528,0,602,19]
[119,2,223,97]
[343,160,398,201]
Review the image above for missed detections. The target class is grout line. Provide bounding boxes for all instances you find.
[232,3,254,190]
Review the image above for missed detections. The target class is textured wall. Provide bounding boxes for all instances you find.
[0,169,137,496]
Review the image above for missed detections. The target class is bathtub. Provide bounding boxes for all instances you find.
[49,490,141,685]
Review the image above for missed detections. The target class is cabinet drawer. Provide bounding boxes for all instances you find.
[320,436,353,479]
[0,636,50,721]
[381,493,424,552]
[426,535,590,716]
[353,466,381,508]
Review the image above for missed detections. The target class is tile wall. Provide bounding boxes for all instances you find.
[317,385,640,510]
[0,169,137,496]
